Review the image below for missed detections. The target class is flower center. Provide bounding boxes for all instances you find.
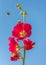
[12,53,16,57]
[20,31,26,37]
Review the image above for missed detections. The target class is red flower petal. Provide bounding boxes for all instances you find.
[10,53,20,61]
[8,37,19,53]
[23,39,35,50]
[12,22,32,40]
[10,55,19,61]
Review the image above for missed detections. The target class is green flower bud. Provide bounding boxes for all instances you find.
[16,4,20,7]
[16,4,23,10]
[20,11,23,15]
[23,12,27,16]
[20,11,27,16]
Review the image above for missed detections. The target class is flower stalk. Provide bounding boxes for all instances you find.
[20,11,27,23]
[16,4,27,65]
[16,4,27,23]
[23,46,26,65]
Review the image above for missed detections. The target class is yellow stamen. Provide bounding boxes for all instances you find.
[16,48,19,51]
[20,31,26,37]
[32,45,34,48]
[12,53,16,57]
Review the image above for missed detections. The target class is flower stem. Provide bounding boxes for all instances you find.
[20,46,24,49]
[23,15,26,23]
[22,46,26,65]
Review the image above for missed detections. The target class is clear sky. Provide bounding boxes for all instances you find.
[0,0,46,65]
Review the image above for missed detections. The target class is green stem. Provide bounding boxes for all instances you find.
[23,15,26,23]
[20,46,24,49]
[23,46,26,65]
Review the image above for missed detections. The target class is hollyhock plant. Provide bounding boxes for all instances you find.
[8,4,35,65]
[12,22,32,40]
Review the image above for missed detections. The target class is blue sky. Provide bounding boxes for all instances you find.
[0,0,46,65]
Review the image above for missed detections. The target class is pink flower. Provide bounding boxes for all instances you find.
[12,22,32,40]
[23,39,35,50]
[10,53,20,61]
[8,37,19,53]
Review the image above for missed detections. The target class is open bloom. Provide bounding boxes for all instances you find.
[10,52,21,61]
[8,37,19,53]
[12,22,32,40]
[23,39,35,50]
